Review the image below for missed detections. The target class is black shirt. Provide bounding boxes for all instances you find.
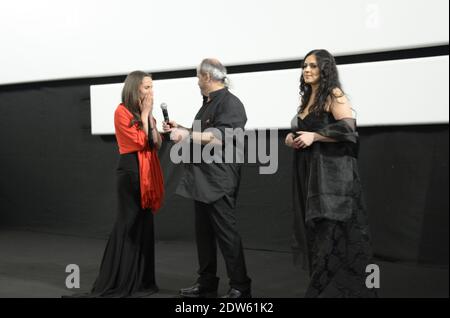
[176,88,247,206]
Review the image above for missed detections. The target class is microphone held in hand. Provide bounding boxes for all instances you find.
[160,103,169,122]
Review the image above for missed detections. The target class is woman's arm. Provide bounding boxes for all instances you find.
[294,89,353,149]
[140,94,153,137]
[139,94,163,149]
[285,132,299,149]
[329,88,353,121]
[149,116,162,149]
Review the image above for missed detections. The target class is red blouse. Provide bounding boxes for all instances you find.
[114,104,164,213]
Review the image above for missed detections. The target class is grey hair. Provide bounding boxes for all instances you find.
[197,58,230,87]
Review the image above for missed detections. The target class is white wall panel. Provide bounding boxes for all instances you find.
[90,55,449,134]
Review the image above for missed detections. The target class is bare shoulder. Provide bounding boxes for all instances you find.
[330,88,353,119]
[332,87,345,97]
[332,87,347,103]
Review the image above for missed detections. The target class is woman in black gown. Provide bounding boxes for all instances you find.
[65,71,164,298]
[285,50,377,298]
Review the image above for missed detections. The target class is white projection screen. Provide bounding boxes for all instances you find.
[0,0,448,85]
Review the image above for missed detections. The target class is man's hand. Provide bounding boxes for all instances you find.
[170,128,189,143]
[162,120,178,132]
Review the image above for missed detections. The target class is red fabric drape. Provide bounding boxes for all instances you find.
[114,104,164,213]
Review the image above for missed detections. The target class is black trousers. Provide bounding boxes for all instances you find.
[194,196,251,292]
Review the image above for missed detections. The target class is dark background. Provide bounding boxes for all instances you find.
[0,47,448,268]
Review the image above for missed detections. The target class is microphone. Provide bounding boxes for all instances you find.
[160,102,169,123]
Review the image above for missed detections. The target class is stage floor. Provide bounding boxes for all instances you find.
[0,229,447,298]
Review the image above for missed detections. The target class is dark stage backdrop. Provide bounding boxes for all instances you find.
[0,76,448,268]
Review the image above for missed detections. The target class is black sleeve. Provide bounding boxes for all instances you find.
[315,118,359,143]
[211,96,247,141]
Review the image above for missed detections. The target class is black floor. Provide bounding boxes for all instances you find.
[0,229,448,298]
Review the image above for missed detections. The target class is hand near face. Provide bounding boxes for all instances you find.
[139,93,153,114]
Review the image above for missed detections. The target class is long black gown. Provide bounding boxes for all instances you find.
[65,153,158,298]
[291,112,377,298]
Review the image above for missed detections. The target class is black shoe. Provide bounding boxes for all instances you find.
[221,288,252,298]
[179,283,217,298]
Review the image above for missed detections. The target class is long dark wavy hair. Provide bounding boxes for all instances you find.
[121,71,151,128]
[299,49,344,115]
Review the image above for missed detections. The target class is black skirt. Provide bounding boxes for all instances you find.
[66,153,158,298]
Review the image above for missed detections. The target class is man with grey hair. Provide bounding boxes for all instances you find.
[163,58,251,298]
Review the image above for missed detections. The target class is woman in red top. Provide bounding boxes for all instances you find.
[67,71,164,298]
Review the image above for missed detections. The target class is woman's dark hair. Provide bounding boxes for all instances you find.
[299,49,344,114]
[121,71,151,128]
